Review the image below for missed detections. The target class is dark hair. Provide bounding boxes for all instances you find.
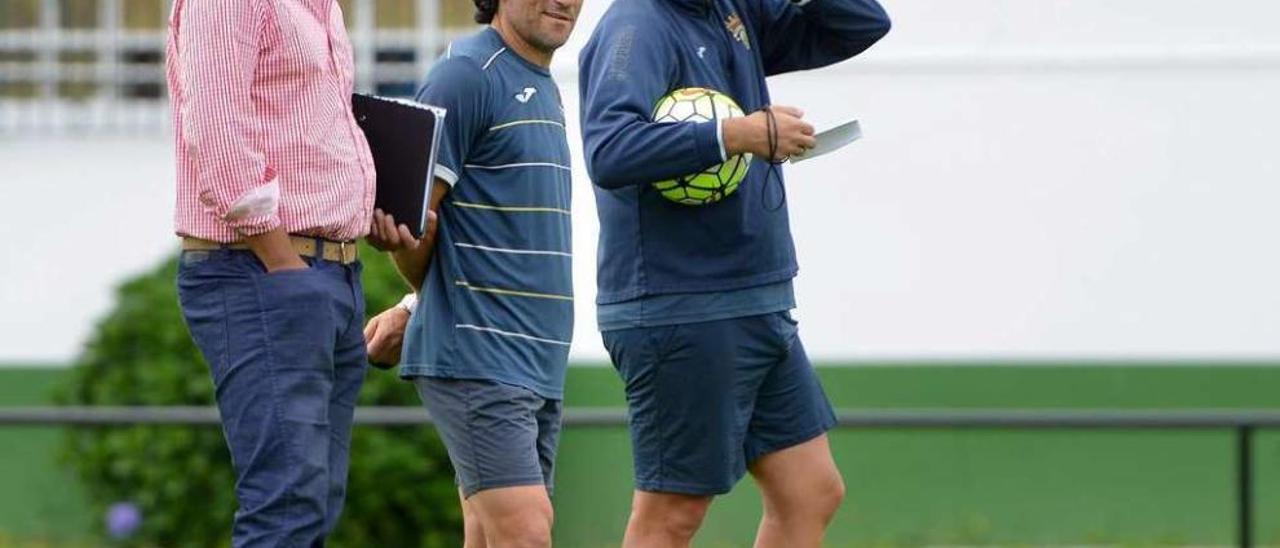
[474,0,497,24]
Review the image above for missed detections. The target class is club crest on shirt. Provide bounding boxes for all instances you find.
[724,13,750,50]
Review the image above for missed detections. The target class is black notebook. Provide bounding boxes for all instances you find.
[352,93,445,239]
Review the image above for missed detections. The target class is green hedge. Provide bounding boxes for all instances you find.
[56,245,461,547]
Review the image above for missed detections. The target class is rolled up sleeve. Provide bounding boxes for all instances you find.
[177,0,280,235]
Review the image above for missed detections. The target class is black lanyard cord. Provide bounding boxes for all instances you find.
[760,105,787,212]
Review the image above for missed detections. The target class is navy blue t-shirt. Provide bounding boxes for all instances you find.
[400,28,574,399]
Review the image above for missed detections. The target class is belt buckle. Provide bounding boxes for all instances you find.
[338,241,349,263]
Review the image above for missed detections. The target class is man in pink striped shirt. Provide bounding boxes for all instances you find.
[167,0,377,544]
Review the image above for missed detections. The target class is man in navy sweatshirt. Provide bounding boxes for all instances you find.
[579,0,890,545]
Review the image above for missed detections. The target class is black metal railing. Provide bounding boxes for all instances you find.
[4,407,1277,547]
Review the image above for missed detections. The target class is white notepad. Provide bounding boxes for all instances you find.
[790,119,862,163]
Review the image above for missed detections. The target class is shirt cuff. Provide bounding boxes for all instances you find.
[692,120,725,169]
[397,293,418,314]
[435,164,459,186]
[198,178,282,236]
[226,180,280,221]
[716,119,728,163]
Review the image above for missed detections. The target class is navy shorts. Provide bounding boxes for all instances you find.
[414,378,562,498]
[602,311,836,496]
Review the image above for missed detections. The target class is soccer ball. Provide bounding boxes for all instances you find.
[651,87,753,206]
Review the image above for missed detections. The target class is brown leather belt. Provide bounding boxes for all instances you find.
[180,236,359,265]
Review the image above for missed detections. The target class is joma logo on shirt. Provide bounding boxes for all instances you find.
[515,87,537,103]
[724,13,750,50]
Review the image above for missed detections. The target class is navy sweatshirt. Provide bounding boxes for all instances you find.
[579,0,890,304]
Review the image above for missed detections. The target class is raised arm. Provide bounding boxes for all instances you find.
[749,0,891,76]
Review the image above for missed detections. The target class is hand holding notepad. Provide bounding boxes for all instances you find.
[352,93,446,239]
[790,119,862,163]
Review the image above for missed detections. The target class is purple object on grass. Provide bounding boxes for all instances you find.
[106,502,142,539]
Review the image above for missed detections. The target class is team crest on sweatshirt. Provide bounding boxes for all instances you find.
[724,13,750,50]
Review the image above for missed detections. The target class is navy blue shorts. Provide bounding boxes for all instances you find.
[414,378,562,498]
[601,311,836,496]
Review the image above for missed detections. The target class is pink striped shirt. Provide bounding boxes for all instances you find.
[167,0,376,243]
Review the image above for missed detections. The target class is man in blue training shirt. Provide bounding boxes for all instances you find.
[579,0,889,545]
[363,0,580,545]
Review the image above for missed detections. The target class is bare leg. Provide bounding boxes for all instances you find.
[622,491,714,548]
[749,435,844,548]
[460,488,488,548]
[467,485,554,548]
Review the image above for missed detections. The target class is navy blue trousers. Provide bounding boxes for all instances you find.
[177,248,367,547]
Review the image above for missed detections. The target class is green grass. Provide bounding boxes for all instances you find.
[558,364,1280,546]
[0,364,63,405]
[6,363,1280,546]
[0,366,92,545]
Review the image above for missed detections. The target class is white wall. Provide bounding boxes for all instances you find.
[3,0,1279,363]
